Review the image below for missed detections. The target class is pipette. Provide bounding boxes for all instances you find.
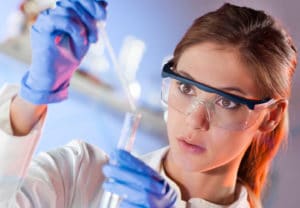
[97,22,137,113]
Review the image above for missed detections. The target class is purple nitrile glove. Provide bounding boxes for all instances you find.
[20,0,107,104]
[102,149,177,208]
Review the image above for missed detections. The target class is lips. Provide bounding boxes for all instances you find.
[177,137,206,154]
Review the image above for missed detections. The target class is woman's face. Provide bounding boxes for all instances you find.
[166,42,267,172]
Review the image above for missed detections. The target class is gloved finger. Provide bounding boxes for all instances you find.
[40,15,88,59]
[103,179,159,206]
[119,200,146,208]
[55,0,98,43]
[34,7,88,42]
[120,198,177,208]
[69,0,107,20]
[161,186,178,207]
[104,180,177,208]
[32,16,87,47]
[33,9,55,33]
[110,149,162,179]
[102,163,166,195]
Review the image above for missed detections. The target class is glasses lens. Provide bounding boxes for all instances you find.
[161,77,261,130]
[162,78,194,114]
[211,98,260,130]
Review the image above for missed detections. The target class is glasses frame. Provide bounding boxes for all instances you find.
[161,61,272,110]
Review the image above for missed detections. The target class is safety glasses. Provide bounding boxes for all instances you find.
[161,61,276,130]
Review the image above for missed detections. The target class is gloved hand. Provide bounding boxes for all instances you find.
[102,149,177,208]
[20,0,107,104]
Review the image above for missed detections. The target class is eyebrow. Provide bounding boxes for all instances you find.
[176,69,247,96]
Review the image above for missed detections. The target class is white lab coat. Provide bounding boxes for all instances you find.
[0,84,250,208]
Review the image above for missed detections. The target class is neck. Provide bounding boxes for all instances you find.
[164,152,242,205]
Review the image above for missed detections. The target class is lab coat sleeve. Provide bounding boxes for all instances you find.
[14,140,108,208]
[0,84,108,207]
[0,83,46,206]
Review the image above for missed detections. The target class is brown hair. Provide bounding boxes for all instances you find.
[172,3,297,207]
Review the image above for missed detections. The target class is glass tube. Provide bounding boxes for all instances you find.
[98,112,142,208]
[97,22,137,112]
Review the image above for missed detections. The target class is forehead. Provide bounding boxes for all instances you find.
[177,42,261,99]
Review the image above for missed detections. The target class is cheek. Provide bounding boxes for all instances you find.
[166,111,180,141]
[214,113,266,154]
[208,127,258,163]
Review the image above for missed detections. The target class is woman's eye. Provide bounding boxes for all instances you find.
[178,82,195,95]
[216,97,239,109]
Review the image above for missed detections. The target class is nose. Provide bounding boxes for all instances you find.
[185,102,210,130]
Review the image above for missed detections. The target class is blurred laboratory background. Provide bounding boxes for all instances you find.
[0,0,299,207]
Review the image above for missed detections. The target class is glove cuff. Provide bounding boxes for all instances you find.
[20,72,69,104]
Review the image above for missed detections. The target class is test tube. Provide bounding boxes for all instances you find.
[117,112,142,151]
[98,112,142,208]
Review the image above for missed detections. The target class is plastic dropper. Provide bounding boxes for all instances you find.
[97,22,137,113]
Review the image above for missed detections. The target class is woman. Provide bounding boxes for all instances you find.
[0,1,297,207]
[158,3,297,207]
